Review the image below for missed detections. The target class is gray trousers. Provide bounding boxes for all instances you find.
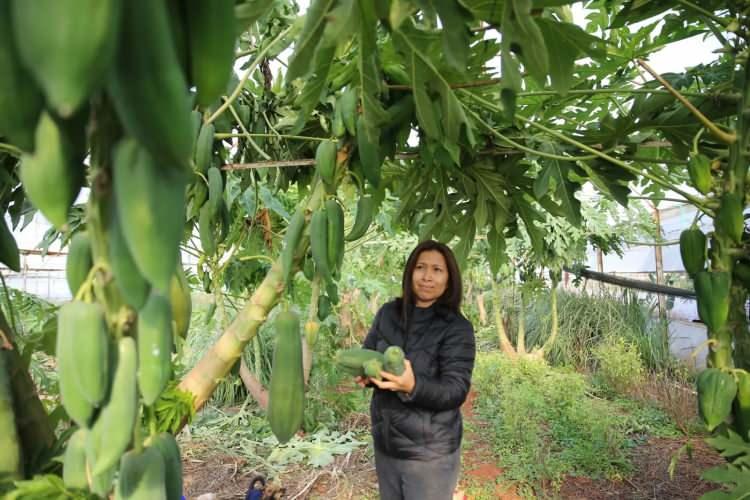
[373,447,461,500]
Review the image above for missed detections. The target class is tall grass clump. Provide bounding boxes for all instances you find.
[521,289,675,373]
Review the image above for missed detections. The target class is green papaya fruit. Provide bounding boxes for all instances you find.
[679,227,706,277]
[0,0,43,151]
[198,204,216,256]
[302,254,315,281]
[145,432,182,500]
[57,302,109,425]
[0,349,22,480]
[694,271,730,332]
[137,292,173,405]
[697,368,737,432]
[115,446,167,500]
[113,140,187,292]
[184,0,237,108]
[325,199,344,274]
[733,369,750,440]
[317,294,331,321]
[315,141,337,186]
[310,207,331,284]
[108,0,193,169]
[170,261,192,340]
[206,167,223,218]
[89,337,138,475]
[268,310,304,444]
[332,101,346,137]
[62,428,88,490]
[383,346,405,375]
[339,88,357,136]
[12,0,121,116]
[356,116,381,188]
[87,447,117,498]
[0,216,20,272]
[687,154,712,195]
[66,231,93,296]
[110,205,151,309]
[345,194,375,241]
[281,208,306,286]
[194,123,215,174]
[363,358,384,380]
[20,112,86,229]
[715,192,745,244]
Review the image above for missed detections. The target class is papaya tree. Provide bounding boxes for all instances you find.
[0,0,749,498]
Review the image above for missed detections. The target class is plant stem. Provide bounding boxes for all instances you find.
[215,132,333,142]
[515,115,714,214]
[224,98,270,160]
[0,143,21,156]
[637,59,736,144]
[517,88,735,100]
[673,0,730,27]
[462,103,603,161]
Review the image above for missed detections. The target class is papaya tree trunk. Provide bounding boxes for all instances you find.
[537,282,559,357]
[0,308,55,475]
[178,164,332,414]
[491,280,516,356]
[517,291,526,355]
[731,283,750,371]
[178,261,284,410]
[238,358,268,410]
[477,292,487,326]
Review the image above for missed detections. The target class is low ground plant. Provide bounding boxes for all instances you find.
[472,352,680,494]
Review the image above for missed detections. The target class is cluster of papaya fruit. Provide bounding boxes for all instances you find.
[679,142,750,437]
[335,346,406,380]
[696,367,750,440]
[0,0,238,497]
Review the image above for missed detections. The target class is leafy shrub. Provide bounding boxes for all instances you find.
[472,352,678,493]
[592,336,645,396]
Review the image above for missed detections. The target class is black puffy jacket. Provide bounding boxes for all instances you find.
[363,299,475,460]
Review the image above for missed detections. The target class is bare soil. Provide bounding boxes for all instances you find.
[182,391,725,499]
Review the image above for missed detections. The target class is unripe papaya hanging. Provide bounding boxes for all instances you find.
[108,0,193,169]
[184,0,237,108]
[0,0,43,152]
[345,194,375,241]
[267,310,305,444]
[12,0,121,117]
[20,113,86,230]
[89,337,138,476]
[694,271,730,333]
[325,199,345,274]
[137,292,174,405]
[281,208,306,286]
[115,446,168,500]
[687,154,712,195]
[113,139,187,292]
[697,368,736,432]
[679,227,706,277]
[316,141,337,186]
[715,192,745,244]
[310,207,332,284]
[66,231,93,297]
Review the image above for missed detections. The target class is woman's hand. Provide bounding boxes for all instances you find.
[370,359,416,395]
[354,375,369,388]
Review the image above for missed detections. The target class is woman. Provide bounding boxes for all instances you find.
[356,240,476,500]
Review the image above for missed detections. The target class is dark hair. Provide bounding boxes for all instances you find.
[399,239,462,317]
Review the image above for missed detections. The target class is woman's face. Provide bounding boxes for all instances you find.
[411,249,449,308]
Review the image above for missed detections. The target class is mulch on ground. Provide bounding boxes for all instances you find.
[557,436,726,500]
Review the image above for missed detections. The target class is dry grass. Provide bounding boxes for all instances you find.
[628,373,698,435]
